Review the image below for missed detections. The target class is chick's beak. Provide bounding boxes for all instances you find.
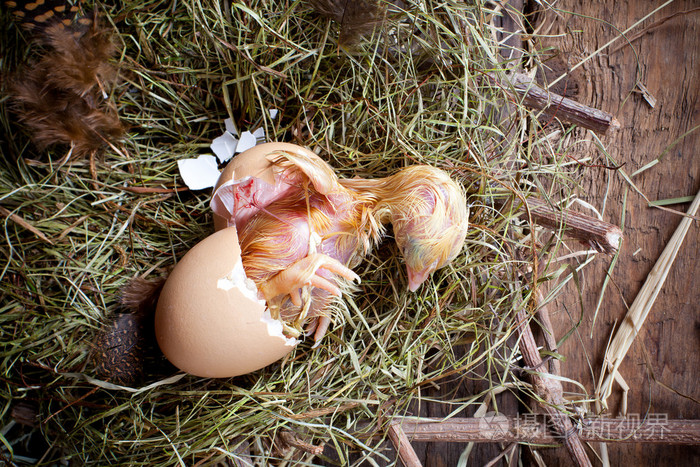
[406,266,431,292]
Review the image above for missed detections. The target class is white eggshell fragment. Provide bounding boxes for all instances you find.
[155,227,297,378]
[235,131,258,153]
[177,155,221,190]
[252,127,265,141]
[211,131,239,163]
[224,117,239,136]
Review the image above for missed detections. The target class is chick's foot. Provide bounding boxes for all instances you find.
[258,253,360,306]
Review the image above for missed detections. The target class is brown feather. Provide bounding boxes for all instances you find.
[93,312,146,386]
[9,74,123,156]
[6,5,124,157]
[40,18,119,97]
[90,275,171,385]
[308,0,388,45]
[89,276,164,385]
[119,276,167,317]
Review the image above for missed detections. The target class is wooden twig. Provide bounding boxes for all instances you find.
[278,430,325,456]
[501,72,621,133]
[388,423,423,467]
[524,197,623,254]
[515,309,592,467]
[494,195,622,254]
[288,402,361,420]
[399,416,700,445]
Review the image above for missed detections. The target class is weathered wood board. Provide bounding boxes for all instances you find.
[408,1,699,466]
[536,1,700,465]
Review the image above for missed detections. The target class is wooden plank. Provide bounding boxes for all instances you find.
[535,1,700,465]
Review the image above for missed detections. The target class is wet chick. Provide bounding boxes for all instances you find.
[233,150,382,342]
[342,165,469,291]
[213,147,468,343]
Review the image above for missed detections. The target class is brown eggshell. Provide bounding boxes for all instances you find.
[212,142,317,231]
[155,226,297,378]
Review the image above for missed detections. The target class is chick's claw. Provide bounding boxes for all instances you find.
[304,315,332,347]
[258,253,360,304]
[312,316,332,347]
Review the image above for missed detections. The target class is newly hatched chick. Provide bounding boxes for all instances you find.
[212,145,468,343]
[341,165,469,291]
[215,147,384,341]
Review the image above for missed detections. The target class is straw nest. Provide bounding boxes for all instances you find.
[1,1,596,464]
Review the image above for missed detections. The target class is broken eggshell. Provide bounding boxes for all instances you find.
[155,226,298,378]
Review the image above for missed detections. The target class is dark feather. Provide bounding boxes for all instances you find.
[90,276,170,385]
[308,0,388,45]
[2,0,83,31]
[119,276,167,317]
[10,70,123,155]
[4,2,124,157]
[93,312,146,386]
[40,17,119,98]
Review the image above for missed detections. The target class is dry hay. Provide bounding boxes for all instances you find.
[0,1,608,464]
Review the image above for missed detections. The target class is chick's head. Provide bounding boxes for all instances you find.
[385,166,468,291]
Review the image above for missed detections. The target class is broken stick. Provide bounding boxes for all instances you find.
[399,416,700,445]
[524,197,623,254]
[388,423,422,467]
[515,308,592,467]
[501,72,621,133]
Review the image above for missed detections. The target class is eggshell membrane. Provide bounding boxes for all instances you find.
[212,142,317,231]
[155,226,296,378]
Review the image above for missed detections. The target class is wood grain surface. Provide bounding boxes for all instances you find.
[535,1,700,466]
[408,1,699,466]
